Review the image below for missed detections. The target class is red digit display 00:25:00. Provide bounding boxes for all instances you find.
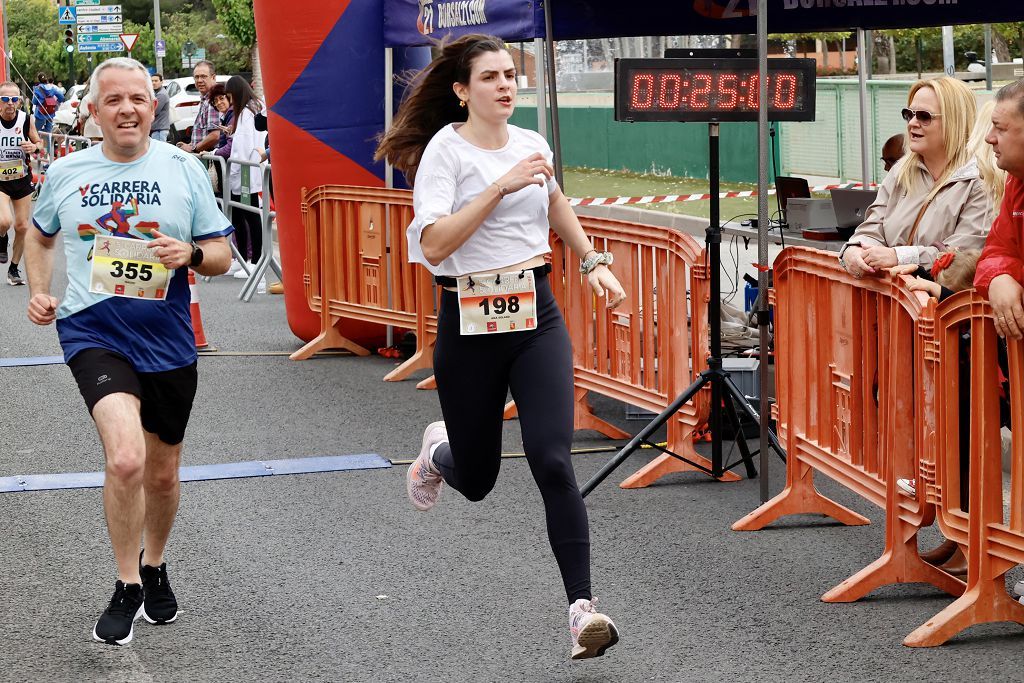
[627,69,805,113]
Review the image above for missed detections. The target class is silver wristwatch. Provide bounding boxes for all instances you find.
[580,251,613,275]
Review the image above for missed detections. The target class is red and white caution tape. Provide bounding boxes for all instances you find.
[568,181,875,207]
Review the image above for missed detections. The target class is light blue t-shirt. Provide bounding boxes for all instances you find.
[33,141,233,372]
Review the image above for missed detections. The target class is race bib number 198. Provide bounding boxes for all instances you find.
[457,269,537,335]
[89,235,171,301]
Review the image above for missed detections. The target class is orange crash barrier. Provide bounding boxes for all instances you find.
[551,215,722,483]
[903,291,1024,646]
[290,185,438,386]
[733,247,965,602]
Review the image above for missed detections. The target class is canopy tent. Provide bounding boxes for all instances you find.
[383,0,1024,46]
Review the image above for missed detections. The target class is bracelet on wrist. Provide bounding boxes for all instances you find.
[580,251,613,275]
[492,182,508,197]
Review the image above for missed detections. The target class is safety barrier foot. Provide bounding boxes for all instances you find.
[416,375,437,390]
[821,539,966,603]
[503,401,518,420]
[732,465,870,531]
[621,449,741,488]
[383,347,434,383]
[903,579,1024,647]
[289,326,370,360]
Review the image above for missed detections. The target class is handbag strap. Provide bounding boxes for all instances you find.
[905,197,933,246]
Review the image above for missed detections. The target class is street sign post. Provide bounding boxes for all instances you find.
[75,4,122,13]
[155,39,166,58]
[75,3,122,53]
[58,7,77,24]
[77,43,123,53]
[78,23,123,33]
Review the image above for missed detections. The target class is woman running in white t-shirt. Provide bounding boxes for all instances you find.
[376,34,626,661]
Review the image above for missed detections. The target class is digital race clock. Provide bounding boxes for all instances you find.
[614,57,816,123]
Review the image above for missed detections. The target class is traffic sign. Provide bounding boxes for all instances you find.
[155,39,166,57]
[76,4,122,14]
[119,33,138,51]
[58,6,77,23]
[78,23,123,33]
[77,14,122,23]
[77,42,123,53]
[75,0,102,5]
[78,33,120,43]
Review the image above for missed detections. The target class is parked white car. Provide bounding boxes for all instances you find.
[53,84,87,133]
[164,75,230,145]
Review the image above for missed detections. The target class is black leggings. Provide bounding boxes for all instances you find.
[431,273,591,603]
[231,193,263,263]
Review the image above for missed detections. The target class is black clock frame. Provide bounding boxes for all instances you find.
[614,57,817,123]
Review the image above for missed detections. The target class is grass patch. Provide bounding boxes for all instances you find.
[562,167,787,222]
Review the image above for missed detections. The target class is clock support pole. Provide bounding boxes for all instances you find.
[580,123,785,497]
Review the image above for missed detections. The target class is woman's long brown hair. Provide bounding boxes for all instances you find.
[374,34,507,185]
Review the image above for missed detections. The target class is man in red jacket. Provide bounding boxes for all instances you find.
[976,79,1024,339]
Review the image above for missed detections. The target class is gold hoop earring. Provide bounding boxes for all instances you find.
[459,100,466,108]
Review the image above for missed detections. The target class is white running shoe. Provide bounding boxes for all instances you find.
[896,478,917,497]
[226,260,243,275]
[569,598,619,660]
[406,421,447,511]
[233,268,250,279]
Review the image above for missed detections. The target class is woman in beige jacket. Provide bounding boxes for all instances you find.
[841,77,994,278]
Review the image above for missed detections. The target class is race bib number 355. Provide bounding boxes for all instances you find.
[457,270,537,335]
[89,235,171,300]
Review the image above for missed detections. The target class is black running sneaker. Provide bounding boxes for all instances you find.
[93,581,144,645]
[6,265,24,286]
[140,554,179,624]
[0,233,7,263]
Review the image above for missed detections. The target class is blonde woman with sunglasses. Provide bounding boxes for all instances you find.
[840,77,993,279]
[0,81,41,285]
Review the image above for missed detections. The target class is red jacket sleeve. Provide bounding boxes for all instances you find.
[975,175,1024,298]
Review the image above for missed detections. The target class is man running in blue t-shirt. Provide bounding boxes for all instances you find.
[24,57,233,646]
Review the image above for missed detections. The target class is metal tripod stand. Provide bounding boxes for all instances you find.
[580,122,785,497]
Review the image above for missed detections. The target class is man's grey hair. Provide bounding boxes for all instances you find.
[89,57,155,102]
[193,60,215,75]
[995,78,1024,119]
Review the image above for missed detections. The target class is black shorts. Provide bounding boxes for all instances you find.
[68,348,198,445]
[0,175,34,200]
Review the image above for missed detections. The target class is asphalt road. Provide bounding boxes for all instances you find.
[2,249,1023,682]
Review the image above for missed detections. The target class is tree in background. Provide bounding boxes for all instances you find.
[4,0,252,87]
[6,0,74,90]
[210,0,260,97]
[773,31,854,75]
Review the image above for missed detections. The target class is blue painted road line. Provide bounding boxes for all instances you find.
[0,454,390,493]
[0,355,64,368]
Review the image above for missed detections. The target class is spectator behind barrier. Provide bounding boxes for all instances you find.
[176,60,219,154]
[968,99,1008,215]
[881,134,905,172]
[31,73,63,134]
[209,84,232,159]
[840,77,994,279]
[150,73,170,142]
[976,78,1024,340]
[224,75,266,286]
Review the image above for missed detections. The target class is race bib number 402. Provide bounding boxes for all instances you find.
[0,157,25,180]
[457,269,537,335]
[89,235,171,300]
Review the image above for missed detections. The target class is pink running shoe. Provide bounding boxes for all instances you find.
[406,421,447,511]
[569,598,619,660]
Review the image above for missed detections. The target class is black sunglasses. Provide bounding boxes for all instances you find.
[901,108,942,126]
[0,96,21,103]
